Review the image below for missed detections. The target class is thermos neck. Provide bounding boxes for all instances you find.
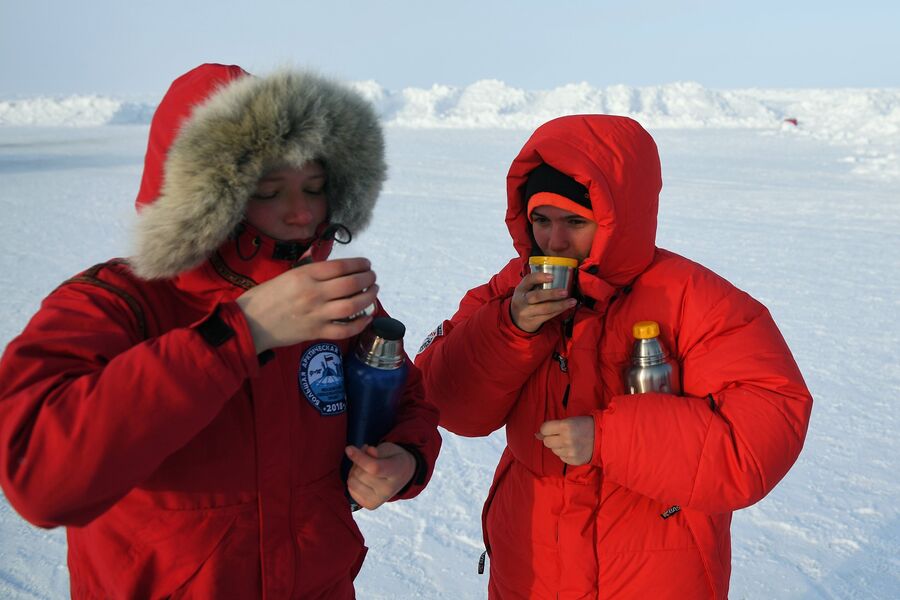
[354,316,407,369]
[632,338,668,366]
[355,335,404,369]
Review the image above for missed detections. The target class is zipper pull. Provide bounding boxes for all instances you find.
[552,352,568,373]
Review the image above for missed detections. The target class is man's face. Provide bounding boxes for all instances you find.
[530,205,597,263]
[245,161,328,242]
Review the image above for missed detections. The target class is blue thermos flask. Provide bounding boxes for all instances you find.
[343,317,409,509]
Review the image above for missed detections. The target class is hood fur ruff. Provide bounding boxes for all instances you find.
[131,67,386,280]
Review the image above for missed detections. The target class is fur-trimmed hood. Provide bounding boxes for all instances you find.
[130,63,386,280]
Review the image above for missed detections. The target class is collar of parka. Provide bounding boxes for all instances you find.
[130,63,386,280]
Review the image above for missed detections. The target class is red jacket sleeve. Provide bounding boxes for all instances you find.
[415,259,558,437]
[0,282,260,528]
[599,270,813,513]
[382,360,441,500]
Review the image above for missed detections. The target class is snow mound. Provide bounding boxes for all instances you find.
[3,81,898,180]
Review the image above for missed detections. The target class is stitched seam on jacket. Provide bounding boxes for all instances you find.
[60,274,148,340]
[681,514,719,598]
[209,251,257,290]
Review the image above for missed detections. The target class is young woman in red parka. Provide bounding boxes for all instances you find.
[416,115,812,599]
[0,63,441,599]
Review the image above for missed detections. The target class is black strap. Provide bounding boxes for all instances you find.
[195,306,235,347]
[272,241,309,261]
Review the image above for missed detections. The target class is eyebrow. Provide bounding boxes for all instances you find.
[258,173,326,183]
[530,210,588,221]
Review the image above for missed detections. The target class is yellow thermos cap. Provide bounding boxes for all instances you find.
[528,256,578,268]
[633,321,660,339]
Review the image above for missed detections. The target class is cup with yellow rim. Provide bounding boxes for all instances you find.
[528,256,578,295]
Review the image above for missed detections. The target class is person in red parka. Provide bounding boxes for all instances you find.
[415,115,812,599]
[0,63,441,599]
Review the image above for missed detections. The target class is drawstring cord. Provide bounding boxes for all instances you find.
[236,234,261,261]
[232,221,353,265]
[291,223,353,268]
[320,223,353,245]
[232,223,261,261]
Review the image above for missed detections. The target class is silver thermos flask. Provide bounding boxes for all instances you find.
[625,321,681,395]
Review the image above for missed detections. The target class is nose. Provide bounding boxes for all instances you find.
[282,191,316,227]
[546,223,569,254]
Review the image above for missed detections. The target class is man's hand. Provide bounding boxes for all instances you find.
[235,257,378,352]
[510,271,577,333]
[536,416,595,465]
[345,443,416,510]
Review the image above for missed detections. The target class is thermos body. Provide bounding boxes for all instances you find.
[625,321,681,395]
[342,317,409,510]
[344,316,408,448]
[345,355,408,448]
[626,360,678,394]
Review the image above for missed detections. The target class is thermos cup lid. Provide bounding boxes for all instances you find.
[529,256,578,268]
[372,317,406,341]
[356,317,406,369]
[633,320,660,339]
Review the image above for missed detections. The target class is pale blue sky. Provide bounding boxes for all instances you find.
[2,0,898,96]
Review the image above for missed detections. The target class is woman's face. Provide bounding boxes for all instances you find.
[245,162,328,241]
[530,205,597,263]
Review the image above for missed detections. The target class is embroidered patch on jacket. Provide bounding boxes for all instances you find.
[417,322,444,354]
[298,343,347,416]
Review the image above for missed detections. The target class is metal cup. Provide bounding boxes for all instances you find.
[528,256,577,295]
[334,302,376,323]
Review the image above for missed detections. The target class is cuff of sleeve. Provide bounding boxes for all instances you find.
[393,443,428,498]
[501,297,541,338]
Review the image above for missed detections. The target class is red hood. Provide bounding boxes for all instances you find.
[136,64,249,211]
[505,115,662,299]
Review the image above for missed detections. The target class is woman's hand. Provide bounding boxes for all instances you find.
[345,443,416,510]
[536,416,595,465]
[235,257,377,352]
[510,271,577,333]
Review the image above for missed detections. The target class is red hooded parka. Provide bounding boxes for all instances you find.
[416,115,812,599]
[0,64,441,599]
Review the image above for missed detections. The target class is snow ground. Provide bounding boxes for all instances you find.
[0,123,898,598]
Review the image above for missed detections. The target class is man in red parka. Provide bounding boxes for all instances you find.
[416,115,812,599]
[0,63,441,599]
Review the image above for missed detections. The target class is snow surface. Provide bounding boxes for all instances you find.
[1,88,899,598]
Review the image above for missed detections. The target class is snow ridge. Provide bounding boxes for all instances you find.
[3,81,898,180]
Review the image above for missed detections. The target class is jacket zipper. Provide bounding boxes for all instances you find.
[560,314,575,476]
[589,287,629,593]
